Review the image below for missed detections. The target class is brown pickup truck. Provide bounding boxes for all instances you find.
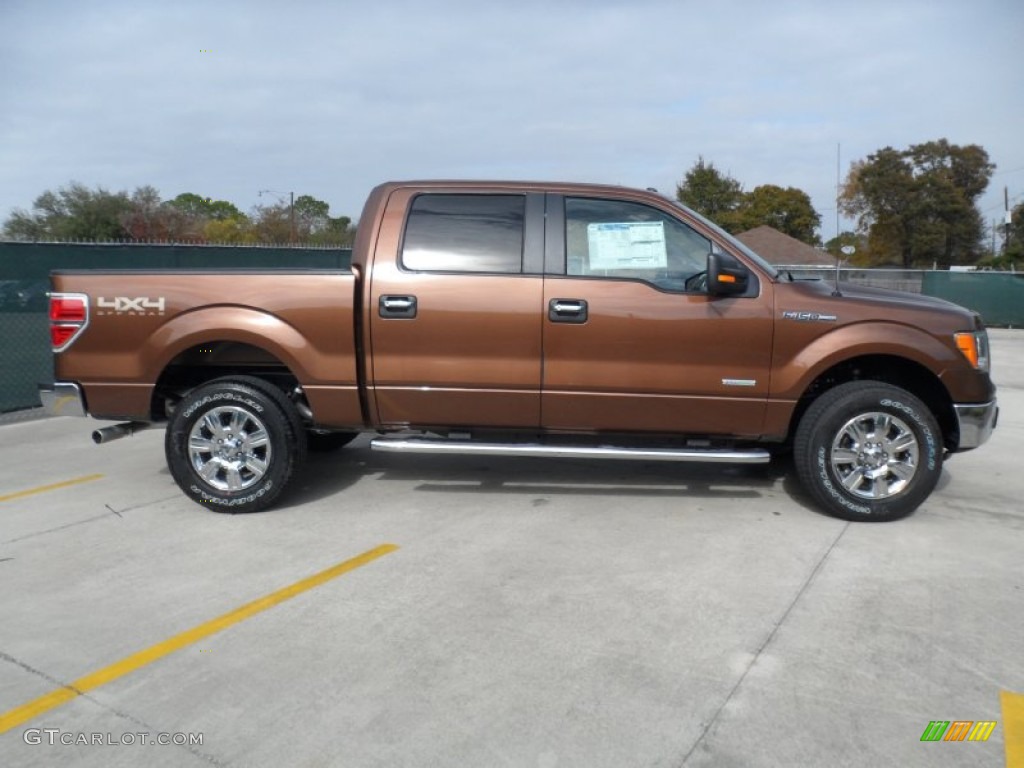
[40,181,998,521]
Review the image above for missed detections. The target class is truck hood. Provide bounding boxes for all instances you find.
[794,278,971,313]
[779,278,981,330]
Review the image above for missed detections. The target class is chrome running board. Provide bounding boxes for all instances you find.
[370,438,770,464]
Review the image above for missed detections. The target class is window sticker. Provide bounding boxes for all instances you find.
[586,221,667,270]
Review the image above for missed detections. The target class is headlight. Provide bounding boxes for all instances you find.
[955,330,990,372]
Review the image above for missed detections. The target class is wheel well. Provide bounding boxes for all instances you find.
[151,341,305,421]
[788,355,958,451]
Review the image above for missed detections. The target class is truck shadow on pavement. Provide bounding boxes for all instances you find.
[278,441,825,514]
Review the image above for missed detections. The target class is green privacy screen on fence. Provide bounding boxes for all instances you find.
[0,242,352,413]
[920,271,1024,328]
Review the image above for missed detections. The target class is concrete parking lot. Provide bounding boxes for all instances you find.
[1,330,1022,767]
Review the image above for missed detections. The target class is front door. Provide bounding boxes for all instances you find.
[541,194,773,437]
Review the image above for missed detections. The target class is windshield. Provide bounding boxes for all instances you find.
[670,199,780,280]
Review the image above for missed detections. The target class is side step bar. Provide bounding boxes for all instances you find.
[370,438,770,464]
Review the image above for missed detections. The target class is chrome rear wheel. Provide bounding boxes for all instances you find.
[188,406,272,492]
[166,377,305,512]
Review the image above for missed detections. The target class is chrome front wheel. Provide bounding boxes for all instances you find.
[794,381,942,522]
[829,412,919,500]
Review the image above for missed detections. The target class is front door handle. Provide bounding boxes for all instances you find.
[548,298,588,324]
[379,295,417,319]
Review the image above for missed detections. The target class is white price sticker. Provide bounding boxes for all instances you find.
[586,221,667,269]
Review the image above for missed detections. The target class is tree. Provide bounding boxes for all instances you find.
[152,192,246,242]
[1009,201,1024,261]
[312,215,355,246]
[3,183,354,247]
[248,194,355,245]
[2,182,134,241]
[119,186,200,241]
[677,159,821,242]
[981,201,1024,268]
[840,140,994,267]
[167,193,243,221]
[676,157,744,229]
[732,185,821,244]
[293,194,329,232]
[249,203,294,243]
[203,216,258,244]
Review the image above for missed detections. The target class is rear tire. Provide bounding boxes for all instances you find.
[165,377,305,512]
[794,381,942,522]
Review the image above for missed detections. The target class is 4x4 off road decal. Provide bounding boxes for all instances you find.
[96,296,166,316]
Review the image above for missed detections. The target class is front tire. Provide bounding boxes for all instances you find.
[794,381,942,522]
[165,377,305,512]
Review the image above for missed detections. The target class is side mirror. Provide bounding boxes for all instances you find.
[707,251,750,296]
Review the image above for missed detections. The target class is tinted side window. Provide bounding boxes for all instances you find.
[565,197,711,291]
[402,194,524,273]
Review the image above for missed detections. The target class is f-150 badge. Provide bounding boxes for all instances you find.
[782,310,837,322]
[96,296,166,316]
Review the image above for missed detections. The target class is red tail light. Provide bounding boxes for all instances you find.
[50,296,88,323]
[48,293,89,351]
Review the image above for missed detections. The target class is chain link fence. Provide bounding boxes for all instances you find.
[776,267,1024,326]
[777,267,926,294]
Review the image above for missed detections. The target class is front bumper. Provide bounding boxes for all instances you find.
[38,381,87,417]
[954,400,998,450]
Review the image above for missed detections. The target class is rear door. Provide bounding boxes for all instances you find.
[368,188,545,428]
[541,193,773,436]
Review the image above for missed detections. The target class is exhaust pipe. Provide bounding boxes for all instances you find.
[92,421,151,445]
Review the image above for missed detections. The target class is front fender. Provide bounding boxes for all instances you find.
[772,321,962,400]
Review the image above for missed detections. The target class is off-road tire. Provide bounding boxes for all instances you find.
[165,376,306,512]
[794,381,942,522]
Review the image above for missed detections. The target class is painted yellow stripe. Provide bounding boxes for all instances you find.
[1003,690,1024,768]
[0,473,104,503]
[0,543,398,733]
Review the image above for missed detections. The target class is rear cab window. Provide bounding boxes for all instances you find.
[401,194,525,274]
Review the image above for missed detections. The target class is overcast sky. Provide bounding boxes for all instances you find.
[1,0,1022,242]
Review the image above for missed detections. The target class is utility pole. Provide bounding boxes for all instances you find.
[836,143,841,246]
[1005,186,1012,255]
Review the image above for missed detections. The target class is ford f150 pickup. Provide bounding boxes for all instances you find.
[40,181,998,521]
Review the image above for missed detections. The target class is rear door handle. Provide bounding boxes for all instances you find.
[548,298,588,324]
[379,295,417,318]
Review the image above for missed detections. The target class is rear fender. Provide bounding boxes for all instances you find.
[145,307,314,383]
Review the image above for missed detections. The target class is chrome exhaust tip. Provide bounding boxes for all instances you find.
[92,421,151,444]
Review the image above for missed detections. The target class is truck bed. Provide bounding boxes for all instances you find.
[50,269,363,426]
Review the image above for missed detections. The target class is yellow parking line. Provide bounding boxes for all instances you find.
[1003,690,1024,768]
[0,474,104,503]
[0,543,399,733]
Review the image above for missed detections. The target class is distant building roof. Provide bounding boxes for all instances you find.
[735,225,834,266]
